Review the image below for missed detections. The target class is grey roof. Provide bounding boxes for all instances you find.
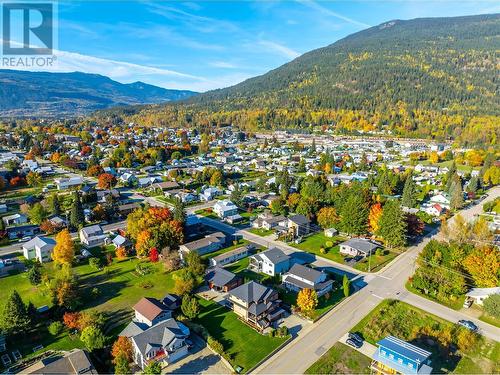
[212,246,249,262]
[206,267,238,287]
[255,247,290,265]
[81,225,103,236]
[229,281,274,304]
[286,264,323,283]
[29,349,96,374]
[131,319,188,357]
[341,238,380,253]
[119,320,149,338]
[23,236,56,250]
[288,214,310,225]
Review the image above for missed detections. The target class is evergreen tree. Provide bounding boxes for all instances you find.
[340,193,368,235]
[466,176,479,193]
[401,173,417,208]
[342,275,350,297]
[173,198,186,225]
[48,192,60,215]
[377,170,392,195]
[114,354,131,375]
[0,290,30,335]
[69,192,84,229]
[230,184,243,207]
[310,139,316,155]
[450,180,464,210]
[298,158,306,173]
[377,200,407,248]
[28,263,42,285]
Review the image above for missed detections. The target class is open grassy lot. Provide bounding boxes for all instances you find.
[247,227,275,237]
[291,233,345,263]
[351,299,500,374]
[194,208,219,219]
[0,249,179,360]
[225,257,269,284]
[305,342,371,374]
[195,298,289,372]
[353,250,398,272]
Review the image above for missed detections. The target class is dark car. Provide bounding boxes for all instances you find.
[346,338,362,349]
[458,319,478,332]
[348,332,363,344]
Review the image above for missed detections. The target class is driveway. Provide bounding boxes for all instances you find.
[165,335,231,374]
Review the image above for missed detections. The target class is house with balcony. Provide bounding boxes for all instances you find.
[249,247,290,276]
[227,281,285,331]
[371,336,433,375]
[282,264,334,297]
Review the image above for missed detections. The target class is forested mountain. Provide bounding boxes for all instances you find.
[0,70,197,117]
[121,14,499,146]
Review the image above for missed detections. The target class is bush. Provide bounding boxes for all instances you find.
[483,294,500,318]
[375,248,384,256]
[320,247,326,254]
[277,325,289,337]
[325,241,333,248]
[89,257,103,270]
[135,263,153,275]
[207,336,224,354]
[48,321,63,336]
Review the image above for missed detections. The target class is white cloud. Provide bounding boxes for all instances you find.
[209,61,238,69]
[298,0,370,28]
[257,40,301,59]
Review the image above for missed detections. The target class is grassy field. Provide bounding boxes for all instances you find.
[0,249,179,360]
[354,251,398,272]
[305,342,371,374]
[247,227,274,237]
[195,298,289,372]
[225,257,269,284]
[351,299,500,374]
[291,233,345,263]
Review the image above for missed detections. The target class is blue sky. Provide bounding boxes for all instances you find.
[9,0,500,91]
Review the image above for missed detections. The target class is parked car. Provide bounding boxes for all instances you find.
[463,298,473,308]
[458,319,478,332]
[19,236,31,242]
[348,332,363,344]
[346,338,362,349]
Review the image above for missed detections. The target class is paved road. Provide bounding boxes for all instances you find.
[253,186,500,374]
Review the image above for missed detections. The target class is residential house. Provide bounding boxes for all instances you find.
[54,176,84,190]
[466,287,500,306]
[200,187,223,201]
[2,213,28,226]
[422,203,445,217]
[288,214,311,238]
[22,236,56,263]
[0,204,7,214]
[206,267,243,292]
[161,294,182,311]
[128,319,190,370]
[112,234,132,250]
[6,224,40,240]
[97,189,120,203]
[213,199,239,219]
[324,228,338,238]
[339,238,381,257]
[179,232,226,258]
[249,247,290,276]
[252,212,287,231]
[151,181,180,192]
[209,245,251,267]
[228,281,285,331]
[133,297,174,326]
[79,225,107,248]
[430,193,451,208]
[117,202,141,217]
[119,172,138,185]
[282,264,334,297]
[25,349,96,374]
[371,336,433,375]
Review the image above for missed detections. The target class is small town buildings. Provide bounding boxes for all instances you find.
[54,176,84,190]
[227,281,285,331]
[288,214,311,238]
[25,349,96,374]
[179,232,226,257]
[0,204,8,214]
[252,212,287,231]
[282,264,334,297]
[249,247,290,276]
[79,225,107,248]
[324,228,338,238]
[128,319,191,370]
[206,267,243,292]
[200,187,223,201]
[133,297,174,326]
[112,234,132,249]
[209,245,251,267]
[6,224,40,240]
[2,213,28,226]
[429,193,451,208]
[466,287,500,306]
[339,238,381,257]
[22,236,56,263]
[371,336,433,374]
[213,199,239,219]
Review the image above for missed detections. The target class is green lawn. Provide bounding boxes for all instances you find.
[194,208,219,219]
[280,286,345,321]
[0,252,179,361]
[354,251,398,272]
[195,298,289,372]
[247,228,275,237]
[406,280,466,310]
[352,299,500,374]
[225,258,269,283]
[291,233,345,263]
[305,342,371,374]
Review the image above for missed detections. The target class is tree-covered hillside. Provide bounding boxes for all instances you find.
[105,14,500,146]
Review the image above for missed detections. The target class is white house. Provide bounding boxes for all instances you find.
[466,287,500,306]
[22,236,56,263]
[213,199,238,219]
[249,247,290,276]
[282,264,333,297]
[2,213,28,226]
[79,225,107,248]
[54,176,84,190]
[430,193,451,208]
[133,297,173,326]
[339,238,381,257]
